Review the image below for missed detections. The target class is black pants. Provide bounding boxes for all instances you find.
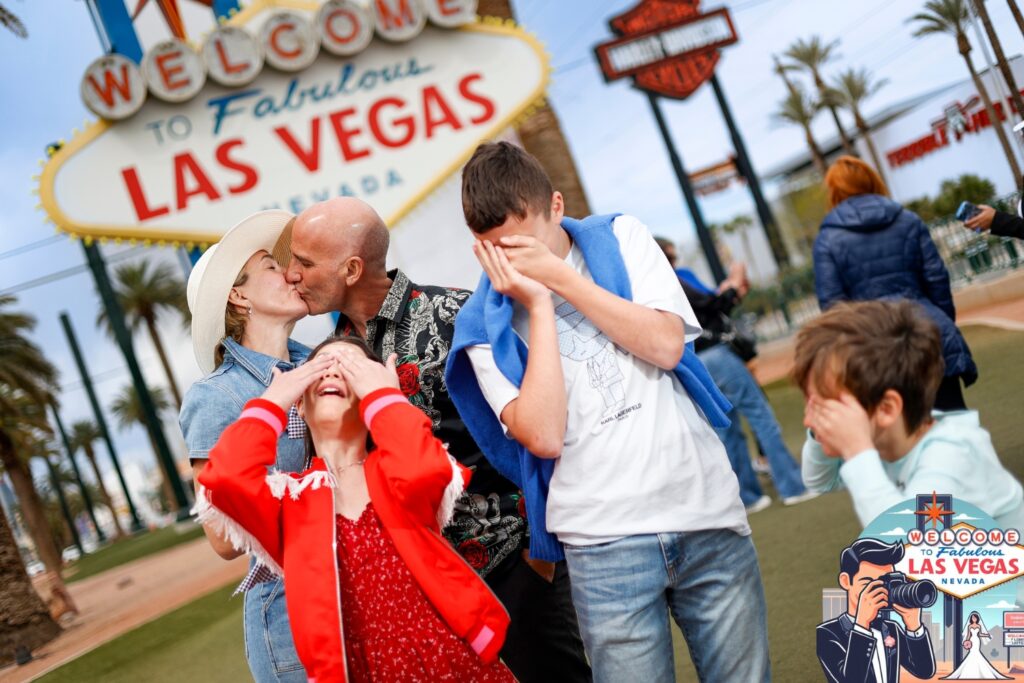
[487,556,592,683]
[934,374,967,412]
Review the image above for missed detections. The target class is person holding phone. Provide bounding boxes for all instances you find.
[962,199,1024,239]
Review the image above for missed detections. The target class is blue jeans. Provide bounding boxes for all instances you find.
[699,344,806,502]
[564,530,770,683]
[243,577,307,682]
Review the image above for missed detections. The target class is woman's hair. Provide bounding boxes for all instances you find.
[214,268,250,368]
[302,335,382,466]
[214,219,297,368]
[824,156,890,209]
[970,612,980,623]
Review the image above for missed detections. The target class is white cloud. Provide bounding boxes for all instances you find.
[879,527,907,537]
[986,600,1020,609]
[954,513,979,521]
[890,509,916,516]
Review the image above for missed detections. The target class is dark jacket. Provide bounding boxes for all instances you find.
[814,194,978,384]
[991,208,1024,240]
[816,613,935,683]
[679,281,741,354]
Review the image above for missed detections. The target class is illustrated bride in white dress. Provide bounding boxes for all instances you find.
[942,611,1011,680]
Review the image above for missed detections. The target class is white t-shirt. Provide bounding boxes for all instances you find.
[465,215,749,545]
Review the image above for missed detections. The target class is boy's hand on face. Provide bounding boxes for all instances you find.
[474,240,551,308]
[808,392,875,461]
[497,235,568,288]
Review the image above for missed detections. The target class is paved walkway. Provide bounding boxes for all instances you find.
[0,536,247,683]
[751,296,1024,386]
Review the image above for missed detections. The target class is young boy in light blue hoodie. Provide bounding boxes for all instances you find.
[796,300,1024,530]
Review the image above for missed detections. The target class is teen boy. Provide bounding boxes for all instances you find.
[446,142,771,682]
[796,300,1024,530]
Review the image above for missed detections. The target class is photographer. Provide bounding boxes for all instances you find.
[816,538,936,683]
[655,238,814,511]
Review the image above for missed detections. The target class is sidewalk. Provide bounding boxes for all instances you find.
[751,278,1024,386]
[0,536,248,683]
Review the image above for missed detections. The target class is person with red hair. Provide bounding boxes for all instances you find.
[812,156,977,411]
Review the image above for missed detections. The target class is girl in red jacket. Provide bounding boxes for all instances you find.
[195,336,513,683]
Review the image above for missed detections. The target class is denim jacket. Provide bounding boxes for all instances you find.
[179,337,310,472]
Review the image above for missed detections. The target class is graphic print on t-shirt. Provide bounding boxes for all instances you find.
[555,301,625,417]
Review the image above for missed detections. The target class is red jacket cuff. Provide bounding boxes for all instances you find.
[240,399,289,435]
[359,388,407,429]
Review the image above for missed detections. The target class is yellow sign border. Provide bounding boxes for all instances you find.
[37,7,550,248]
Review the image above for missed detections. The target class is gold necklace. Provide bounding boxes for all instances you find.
[330,458,367,476]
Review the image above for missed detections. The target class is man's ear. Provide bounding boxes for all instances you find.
[550,191,565,222]
[839,572,852,592]
[343,256,364,287]
[873,389,904,430]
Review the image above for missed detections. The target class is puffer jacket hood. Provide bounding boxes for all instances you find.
[821,194,903,233]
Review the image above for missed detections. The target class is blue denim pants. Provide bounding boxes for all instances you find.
[698,344,806,502]
[564,530,770,683]
[243,577,307,682]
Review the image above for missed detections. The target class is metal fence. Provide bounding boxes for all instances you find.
[744,191,1023,343]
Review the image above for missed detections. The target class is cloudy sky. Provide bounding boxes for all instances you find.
[1,0,1021,507]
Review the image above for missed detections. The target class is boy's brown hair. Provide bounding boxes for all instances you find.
[792,300,944,432]
[461,141,553,233]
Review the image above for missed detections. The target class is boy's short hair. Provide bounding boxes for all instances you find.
[792,300,944,432]
[461,141,553,233]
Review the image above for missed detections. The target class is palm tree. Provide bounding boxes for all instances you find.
[774,84,828,175]
[98,260,188,409]
[722,215,761,282]
[0,296,76,632]
[783,36,856,156]
[110,383,176,511]
[972,0,1024,124]
[69,421,126,539]
[476,0,592,218]
[832,68,890,177]
[910,0,1022,181]
[0,3,26,38]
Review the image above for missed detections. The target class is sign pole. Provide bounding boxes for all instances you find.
[42,455,83,555]
[59,312,144,532]
[50,402,106,543]
[646,91,726,283]
[708,74,789,269]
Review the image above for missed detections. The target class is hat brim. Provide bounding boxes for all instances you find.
[190,210,295,375]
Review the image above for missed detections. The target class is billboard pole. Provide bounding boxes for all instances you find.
[646,92,726,283]
[709,74,790,269]
[42,455,83,555]
[50,403,106,543]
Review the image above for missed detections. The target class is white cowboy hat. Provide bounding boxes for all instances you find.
[187,210,295,375]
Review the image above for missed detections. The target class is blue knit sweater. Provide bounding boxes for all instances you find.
[445,214,732,561]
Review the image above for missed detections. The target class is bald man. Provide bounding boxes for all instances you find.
[286,198,591,683]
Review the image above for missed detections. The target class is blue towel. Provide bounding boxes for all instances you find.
[445,214,732,562]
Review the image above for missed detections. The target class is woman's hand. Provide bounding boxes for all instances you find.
[337,352,400,400]
[262,354,336,411]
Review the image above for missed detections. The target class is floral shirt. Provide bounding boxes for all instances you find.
[335,270,526,578]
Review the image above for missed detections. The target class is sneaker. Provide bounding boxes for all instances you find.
[745,495,772,514]
[782,491,821,506]
[752,459,771,474]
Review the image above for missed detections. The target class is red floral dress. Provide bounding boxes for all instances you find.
[335,503,515,682]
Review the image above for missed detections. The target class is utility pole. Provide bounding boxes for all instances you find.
[50,403,106,544]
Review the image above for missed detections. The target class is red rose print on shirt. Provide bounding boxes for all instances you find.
[459,539,489,569]
[397,362,421,397]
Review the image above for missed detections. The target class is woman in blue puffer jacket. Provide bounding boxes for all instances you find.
[813,155,977,410]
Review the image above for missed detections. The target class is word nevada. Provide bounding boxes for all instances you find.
[80,0,477,120]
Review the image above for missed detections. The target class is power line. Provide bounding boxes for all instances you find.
[0,235,66,261]
[0,246,147,297]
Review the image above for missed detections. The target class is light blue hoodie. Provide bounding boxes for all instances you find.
[802,410,1024,529]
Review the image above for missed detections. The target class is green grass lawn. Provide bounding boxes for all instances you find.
[65,524,205,584]
[41,325,1024,682]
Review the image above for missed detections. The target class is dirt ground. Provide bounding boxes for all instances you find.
[0,538,247,683]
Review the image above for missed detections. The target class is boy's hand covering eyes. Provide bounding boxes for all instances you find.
[497,235,567,288]
[473,240,550,307]
[807,392,875,461]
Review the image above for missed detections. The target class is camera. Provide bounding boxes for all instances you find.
[880,571,937,609]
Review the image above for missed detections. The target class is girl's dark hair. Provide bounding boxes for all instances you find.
[301,335,382,467]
